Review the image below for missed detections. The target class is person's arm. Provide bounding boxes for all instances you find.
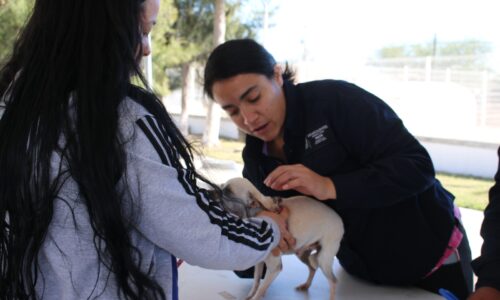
[326,82,437,209]
[262,82,436,208]
[470,146,500,297]
[263,163,337,200]
[124,114,281,271]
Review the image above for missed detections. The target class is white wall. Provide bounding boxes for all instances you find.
[172,114,240,140]
[420,137,498,179]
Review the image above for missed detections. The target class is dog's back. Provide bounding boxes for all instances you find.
[282,196,344,254]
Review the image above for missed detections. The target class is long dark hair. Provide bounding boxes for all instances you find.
[0,0,206,299]
[203,38,295,99]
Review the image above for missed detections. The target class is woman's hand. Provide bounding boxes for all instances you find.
[264,164,337,200]
[257,206,295,256]
[468,287,500,300]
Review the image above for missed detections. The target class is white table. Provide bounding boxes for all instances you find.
[178,255,444,300]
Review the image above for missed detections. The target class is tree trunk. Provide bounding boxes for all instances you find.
[261,0,270,47]
[213,0,226,46]
[202,0,225,147]
[180,62,195,136]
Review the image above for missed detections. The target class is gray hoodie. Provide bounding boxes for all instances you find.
[28,98,280,299]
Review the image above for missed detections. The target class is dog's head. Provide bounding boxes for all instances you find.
[219,178,282,218]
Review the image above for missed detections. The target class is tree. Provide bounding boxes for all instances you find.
[150,0,177,96]
[374,38,493,70]
[202,0,225,146]
[159,0,259,137]
[377,39,492,59]
[162,0,217,135]
[439,39,492,56]
[0,0,34,65]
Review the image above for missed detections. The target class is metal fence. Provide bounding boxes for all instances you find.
[364,55,500,128]
[294,55,500,144]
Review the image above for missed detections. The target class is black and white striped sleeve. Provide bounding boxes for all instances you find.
[126,115,279,270]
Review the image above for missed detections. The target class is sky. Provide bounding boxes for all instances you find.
[246,0,500,72]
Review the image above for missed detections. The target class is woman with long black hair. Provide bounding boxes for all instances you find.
[0,1,292,299]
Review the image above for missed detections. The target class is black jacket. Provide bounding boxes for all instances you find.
[472,146,500,291]
[242,79,456,285]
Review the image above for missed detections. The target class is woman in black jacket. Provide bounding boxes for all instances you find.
[203,38,473,299]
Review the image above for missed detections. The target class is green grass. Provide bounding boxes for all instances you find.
[190,136,245,164]
[436,173,493,211]
[191,137,494,211]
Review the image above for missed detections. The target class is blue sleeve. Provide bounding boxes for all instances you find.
[472,146,500,290]
[328,82,437,209]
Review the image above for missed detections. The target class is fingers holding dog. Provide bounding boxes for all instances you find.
[277,206,295,253]
[257,207,295,255]
[264,164,337,200]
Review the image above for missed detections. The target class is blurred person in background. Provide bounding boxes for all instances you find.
[469,146,500,300]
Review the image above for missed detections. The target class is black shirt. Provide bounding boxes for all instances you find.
[242,79,456,285]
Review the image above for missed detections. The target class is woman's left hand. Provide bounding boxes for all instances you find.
[264,164,337,200]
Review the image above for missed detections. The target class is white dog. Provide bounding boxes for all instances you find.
[219,177,344,300]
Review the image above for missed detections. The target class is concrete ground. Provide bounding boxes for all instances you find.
[182,157,486,300]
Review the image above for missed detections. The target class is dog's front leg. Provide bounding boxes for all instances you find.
[249,255,282,300]
[245,262,264,300]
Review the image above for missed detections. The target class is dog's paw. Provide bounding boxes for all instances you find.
[295,283,310,291]
[245,291,257,300]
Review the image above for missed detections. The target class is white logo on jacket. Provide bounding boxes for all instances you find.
[305,124,329,150]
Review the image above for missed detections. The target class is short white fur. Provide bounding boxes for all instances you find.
[220,178,344,300]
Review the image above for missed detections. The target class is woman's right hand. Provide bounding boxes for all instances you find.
[257,206,295,256]
[264,164,337,200]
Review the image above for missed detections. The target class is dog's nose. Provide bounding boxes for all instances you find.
[272,196,282,205]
